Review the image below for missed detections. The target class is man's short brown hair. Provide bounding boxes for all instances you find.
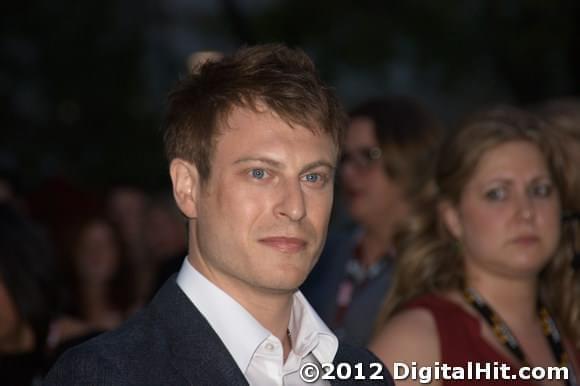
[163,43,346,180]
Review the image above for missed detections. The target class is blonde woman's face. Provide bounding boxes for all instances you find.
[441,141,561,280]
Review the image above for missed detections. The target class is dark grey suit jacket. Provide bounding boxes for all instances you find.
[44,277,393,385]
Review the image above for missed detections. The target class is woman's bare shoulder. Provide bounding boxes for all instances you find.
[369,308,441,385]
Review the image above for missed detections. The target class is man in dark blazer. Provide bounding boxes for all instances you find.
[45,43,394,385]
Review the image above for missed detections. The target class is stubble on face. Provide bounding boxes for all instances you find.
[189,106,337,297]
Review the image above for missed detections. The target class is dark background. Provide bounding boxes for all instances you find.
[2,0,579,193]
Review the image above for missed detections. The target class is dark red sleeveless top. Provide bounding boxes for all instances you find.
[405,293,579,386]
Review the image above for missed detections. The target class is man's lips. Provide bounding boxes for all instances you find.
[258,237,307,253]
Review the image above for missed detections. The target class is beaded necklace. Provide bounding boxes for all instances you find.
[463,288,577,386]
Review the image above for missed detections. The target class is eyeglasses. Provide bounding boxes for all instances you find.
[339,147,383,170]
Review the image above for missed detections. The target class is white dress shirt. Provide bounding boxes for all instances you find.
[176,258,338,385]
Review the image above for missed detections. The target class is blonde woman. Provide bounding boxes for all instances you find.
[370,107,580,386]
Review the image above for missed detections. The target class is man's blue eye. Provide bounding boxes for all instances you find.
[250,168,266,179]
[303,173,327,185]
[305,174,320,183]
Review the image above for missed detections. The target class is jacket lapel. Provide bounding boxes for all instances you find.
[148,277,394,385]
[150,277,249,386]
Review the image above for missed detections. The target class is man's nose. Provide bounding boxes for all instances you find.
[275,179,307,222]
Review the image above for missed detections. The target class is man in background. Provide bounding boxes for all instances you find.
[45,43,392,385]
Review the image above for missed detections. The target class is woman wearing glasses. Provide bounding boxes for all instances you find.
[301,95,444,346]
[370,106,580,385]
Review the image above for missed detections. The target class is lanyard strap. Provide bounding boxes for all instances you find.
[333,241,392,327]
[463,288,577,386]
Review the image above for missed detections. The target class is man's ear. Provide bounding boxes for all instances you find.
[169,158,200,219]
[438,200,462,240]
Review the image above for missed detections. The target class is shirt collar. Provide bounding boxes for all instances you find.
[176,258,338,371]
[289,291,338,364]
[176,258,269,372]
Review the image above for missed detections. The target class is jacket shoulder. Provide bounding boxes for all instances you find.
[44,308,169,385]
[44,340,125,385]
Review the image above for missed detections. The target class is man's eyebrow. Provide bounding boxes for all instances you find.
[233,158,335,173]
[233,157,284,168]
[300,160,335,174]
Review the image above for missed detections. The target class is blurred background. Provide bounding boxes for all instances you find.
[1,2,580,382]
[2,0,579,191]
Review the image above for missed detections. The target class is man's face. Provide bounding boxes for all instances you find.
[191,106,337,295]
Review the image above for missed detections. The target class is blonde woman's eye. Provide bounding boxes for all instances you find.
[531,183,553,198]
[485,187,506,201]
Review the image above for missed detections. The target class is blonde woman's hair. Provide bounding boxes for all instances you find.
[374,106,580,347]
[536,98,580,142]
[536,98,580,212]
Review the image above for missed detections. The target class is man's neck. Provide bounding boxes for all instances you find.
[237,288,293,339]
[238,288,294,360]
[190,256,294,359]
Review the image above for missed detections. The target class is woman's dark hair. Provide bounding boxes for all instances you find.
[64,216,136,317]
[349,95,444,198]
[0,204,60,351]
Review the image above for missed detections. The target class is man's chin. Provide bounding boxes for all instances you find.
[261,286,300,296]
[259,272,309,294]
